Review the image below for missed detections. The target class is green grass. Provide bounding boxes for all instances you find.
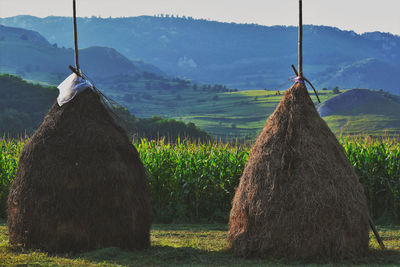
[178,89,400,139]
[97,72,340,140]
[112,81,400,139]
[1,221,400,266]
[325,115,400,136]
[116,85,336,140]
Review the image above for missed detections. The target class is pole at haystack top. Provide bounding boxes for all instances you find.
[298,0,303,78]
[292,0,320,103]
[73,0,80,74]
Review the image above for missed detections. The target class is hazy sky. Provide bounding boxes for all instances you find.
[1,0,399,35]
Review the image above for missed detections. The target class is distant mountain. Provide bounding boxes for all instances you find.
[0,24,234,120]
[1,15,399,94]
[318,89,400,135]
[0,24,49,45]
[0,24,163,85]
[321,58,400,92]
[131,59,164,77]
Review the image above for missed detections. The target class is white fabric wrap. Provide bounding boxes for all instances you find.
[57,73,93,106]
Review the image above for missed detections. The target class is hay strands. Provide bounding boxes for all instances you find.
[296,0,384,249]
[6,0,152,252]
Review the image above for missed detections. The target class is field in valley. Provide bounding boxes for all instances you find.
[103,77,400,139]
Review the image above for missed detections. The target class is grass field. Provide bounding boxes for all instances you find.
[179,90,336,139]
[324,115,400,136]
[1,221,400,266]
[105,78,400,139]
[3,72,399,139]
[107,78,339,139]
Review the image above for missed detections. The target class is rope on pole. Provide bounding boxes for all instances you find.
[291,64,321,103]
[303,77,321,103]
[72,0,80,74]
[298,0,303,78]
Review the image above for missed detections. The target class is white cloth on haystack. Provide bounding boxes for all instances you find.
[57,73,93,106]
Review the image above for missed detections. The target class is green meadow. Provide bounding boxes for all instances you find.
[106,79,340,140]
[104,77,400,139]
[1,221,400,266]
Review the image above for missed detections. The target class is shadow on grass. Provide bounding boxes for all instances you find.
[3,241,400,266]
[356,249,400,265]
[70,245,400,267]
[152,223,228,231]
[74,245,245,266]
[289,249,400,266]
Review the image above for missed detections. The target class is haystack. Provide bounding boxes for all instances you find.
[228,82,370,259]
[7,87,152,252]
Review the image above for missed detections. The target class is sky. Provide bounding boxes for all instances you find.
[0,0,399,35]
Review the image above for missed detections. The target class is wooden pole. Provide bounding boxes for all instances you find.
[72,0,80,74]
[298,0,303,78]
[369,216,386,249]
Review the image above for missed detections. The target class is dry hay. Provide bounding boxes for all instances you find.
[8,88,152,252]
[228,82,369,259]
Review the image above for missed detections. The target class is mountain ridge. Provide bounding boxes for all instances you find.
[0,24,164,85]
[1,15,399,94]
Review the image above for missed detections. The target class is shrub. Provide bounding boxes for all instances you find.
[332,86,340,94]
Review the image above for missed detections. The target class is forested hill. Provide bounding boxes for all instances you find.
[0,74,57,136]
[1,15,399,94]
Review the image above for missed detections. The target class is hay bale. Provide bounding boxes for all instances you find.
[228,83,369,259]
[7,88,152,252]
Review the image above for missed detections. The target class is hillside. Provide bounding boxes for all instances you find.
[323,58,400,92]
[1,21,399,138]
[1,15,399,94]
[1,73,399,139]
[318,89,400,135]
[0,24,161,85]
[0,23,250,133]
[0,74,209,140]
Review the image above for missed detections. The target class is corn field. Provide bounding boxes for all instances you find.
[137,138,248,222]
[343,136,400,223]
[0,137,399,223]
[0,139,25,218]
